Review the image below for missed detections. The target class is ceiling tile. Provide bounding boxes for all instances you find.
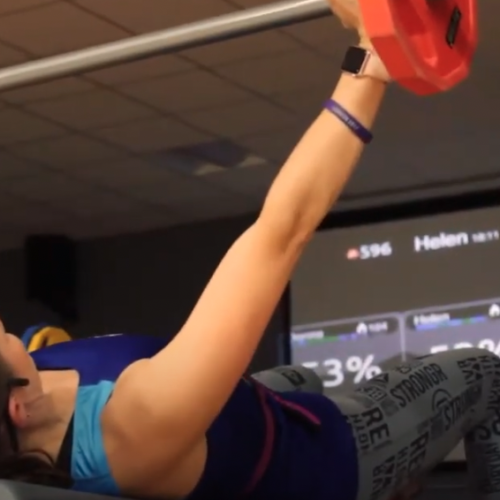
[182,140,267,170]
[59,190,149,218]
[0,152,46,179]
[201,164,279,201]
[0,193,71,232]
[231,0,274,5]
[0,108,66,145]
[0,205,68,231]
[90,116,212,152]
[144,150,224,177]
[8,134,126,167]
[283,17,348,58]
[376,84,494,141]
[236,125,306,163]
[170,191,256,221]
[0,0,54,15]
[182,100,296,138]
[64,157,172,186]
[66,159,255,222]
[216,48,328,95]
[119,70,251,113]
[343,158,427,198]
[2,172,146,217]
[2,77,96,104]
[338,136,431,198]
[26,89,156,130]
[402,133,500,181]
[85,55,192,85]
[136,178,221,206]
[283,18,335,45]
[184,31,298,66]
[0,42,29,68]
[272,84,331,120]
[75,0,234,33]
[0,2,128,55]
[64,159,222,216]
[70,160,230,207]
[232,0,342,57]
[67,208,180,239]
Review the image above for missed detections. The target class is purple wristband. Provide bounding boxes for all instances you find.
[324,99,373,144]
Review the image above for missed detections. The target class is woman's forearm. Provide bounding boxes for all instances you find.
[260,73,386,243]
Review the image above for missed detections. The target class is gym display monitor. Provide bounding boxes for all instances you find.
[290,205,500,461]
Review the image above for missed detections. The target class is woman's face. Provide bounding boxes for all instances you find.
[0,321,38,381]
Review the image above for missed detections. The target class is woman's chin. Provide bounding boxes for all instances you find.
[5,333,27,352]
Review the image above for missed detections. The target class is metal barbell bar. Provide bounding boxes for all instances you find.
[0,0,330,92]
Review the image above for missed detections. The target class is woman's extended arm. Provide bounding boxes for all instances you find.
[108,70,387,430]
[106,37,390,464]
[158,74,387,425]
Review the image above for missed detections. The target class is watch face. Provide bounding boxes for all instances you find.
[341,46,367,75]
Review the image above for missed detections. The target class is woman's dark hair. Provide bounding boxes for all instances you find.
[0,450,72,488]
[0,358,72,489]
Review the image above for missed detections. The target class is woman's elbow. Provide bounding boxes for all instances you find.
[255,207,314,255]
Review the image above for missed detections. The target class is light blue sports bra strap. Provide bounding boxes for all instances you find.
[71,381,121,495]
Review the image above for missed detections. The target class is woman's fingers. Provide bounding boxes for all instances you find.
[327,0,375,48]
[327,0,361,30]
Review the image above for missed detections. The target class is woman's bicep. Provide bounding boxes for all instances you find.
[116,222,302,442]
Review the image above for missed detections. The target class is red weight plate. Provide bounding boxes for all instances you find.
[359,0,478,95]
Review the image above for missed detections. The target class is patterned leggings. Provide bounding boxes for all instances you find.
[253,348,500,500]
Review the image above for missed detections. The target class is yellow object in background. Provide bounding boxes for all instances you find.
[27,327,72,353]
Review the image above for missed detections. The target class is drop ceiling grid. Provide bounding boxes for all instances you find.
[0,0,339,150]
[0,128,254,231]
[0,0,349,231]
[0,87,267,212]
[0,100,216,233]
[0,0,492,249]
[0,39,279,223]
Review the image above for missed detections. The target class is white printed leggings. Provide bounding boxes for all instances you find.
[253,348,500,500]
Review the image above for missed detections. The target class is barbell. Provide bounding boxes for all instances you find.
[0,0,477,95]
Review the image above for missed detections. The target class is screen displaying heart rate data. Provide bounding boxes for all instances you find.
[291,205,500,461]
[292,298,500,392]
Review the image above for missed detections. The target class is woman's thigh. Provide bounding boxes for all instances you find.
[330,348,500,500]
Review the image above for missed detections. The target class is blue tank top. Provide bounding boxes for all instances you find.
[70,381,120,495]
[32,335,359,500]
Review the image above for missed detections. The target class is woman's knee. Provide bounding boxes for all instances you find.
[332,348,500,500]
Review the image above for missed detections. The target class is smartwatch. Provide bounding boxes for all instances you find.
[341,46,390,82]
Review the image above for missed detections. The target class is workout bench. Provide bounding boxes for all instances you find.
[0,481,131,500]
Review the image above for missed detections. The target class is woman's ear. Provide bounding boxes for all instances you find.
[7,393,30,429]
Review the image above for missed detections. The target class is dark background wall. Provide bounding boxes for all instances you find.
[0,215,288,372]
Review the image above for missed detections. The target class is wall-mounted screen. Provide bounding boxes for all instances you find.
[291,206,500,461]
